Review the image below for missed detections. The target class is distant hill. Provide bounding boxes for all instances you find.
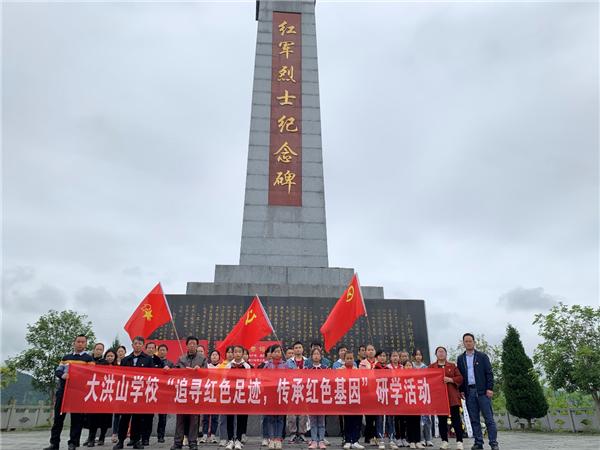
[1,371,50,405]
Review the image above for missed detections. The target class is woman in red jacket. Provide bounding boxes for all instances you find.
[429,346,464,450]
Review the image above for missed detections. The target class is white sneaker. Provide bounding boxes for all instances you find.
[234,440,243,450]
[353,444,365,450]
[288,436,297,444]
[276,441,283,450]
[344,444,352,449]
[226,441,235,450]
[402,440,409,448]
[200,436,208,443]
[211,437,220,444]
[242,435,248,444]
[416,444,425,449]
[220,440,228,447]
[379,443,385,450]
[390,442,399,450]
[267,440,275,449]
[409,445,416,450]
[426,442,433,448]
[323,440,330,446]
[439,442,448,450]
[454,443,463,450]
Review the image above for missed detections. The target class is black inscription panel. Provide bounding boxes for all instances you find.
[150,295,430,362]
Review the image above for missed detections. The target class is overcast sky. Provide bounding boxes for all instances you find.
[2,0,598,362]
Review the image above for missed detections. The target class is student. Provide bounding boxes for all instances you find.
[286,341,309,443]
[258,346,273,447]
[309,342,331,367]
[340,352,364,450]
[116,346,127,365]
[355,345,367,367]
[86,345,113,447]
[359,344,378,445]
[431,346,464,450]
[218,346,236,447]
[156,344,174,444]
[402,360,424,449]
[264,344,287,449]
[394,352,411,447]
[332,345,348,369]
[374,351,396,450]
[307,348,327,449]
[412,349,433,448]
[200,350,221,444]
[285,346,294,361]
[225,346,252,450]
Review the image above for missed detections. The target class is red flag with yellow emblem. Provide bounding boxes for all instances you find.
[320,273,367,351]
[216,296,274,356]
[124,283,173,341]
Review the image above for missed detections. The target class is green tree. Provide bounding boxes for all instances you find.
[0,361,17,388]
[6,310,95,401]
[110,335,122,352]
[533,303,600,421]
[501,324,548,427]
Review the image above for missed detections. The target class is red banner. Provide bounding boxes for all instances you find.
[62,365,449,416]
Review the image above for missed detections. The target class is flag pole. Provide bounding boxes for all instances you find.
[161,283,185,357]
[256,293,280,342]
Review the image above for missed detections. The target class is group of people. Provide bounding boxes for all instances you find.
[44,333,499,450]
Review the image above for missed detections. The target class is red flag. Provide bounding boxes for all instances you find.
[124,283,172,341]
[216,296,274,356]
[320,273,367,351]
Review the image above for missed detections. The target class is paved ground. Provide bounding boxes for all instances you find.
[0,431,598,450]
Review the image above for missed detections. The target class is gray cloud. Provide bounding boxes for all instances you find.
[498,286,560,311]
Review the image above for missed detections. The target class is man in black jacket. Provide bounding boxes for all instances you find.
[456,333,499,450]
[113,336,155,450]
[44,334,94,450]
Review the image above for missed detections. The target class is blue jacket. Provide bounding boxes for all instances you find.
[456,350,494,395]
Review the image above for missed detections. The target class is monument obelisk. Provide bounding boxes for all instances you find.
[156,0,429,366]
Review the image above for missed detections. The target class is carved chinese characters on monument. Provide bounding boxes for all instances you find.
[269,12,302,206]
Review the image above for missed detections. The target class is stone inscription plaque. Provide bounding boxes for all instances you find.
[150,295,430,362]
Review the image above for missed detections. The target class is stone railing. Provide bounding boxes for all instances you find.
[1,404,62,430]
[494,408,599,432]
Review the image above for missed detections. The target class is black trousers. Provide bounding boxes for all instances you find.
[393,415,407,440]
[141,414,155,441]
[438,405,464,442]
[49,388,85,447]
[118,414,145,443]
[157,414,168,439]
[364,415,376,442]
[405,416,421,444]
[343,416,361,445]
[227,415,248,441]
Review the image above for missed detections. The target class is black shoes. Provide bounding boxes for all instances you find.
[158,437,165,443]
[68,445,77,450]
[43,446,58,450]
[113,442,124,450]
[132,443,144,450]
[471,445,484,450]
[142,440,150,446]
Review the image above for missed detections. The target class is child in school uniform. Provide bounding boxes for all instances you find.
[225,346,252,450]
[340,352,365,450]
[308,348,328,449]
[264,345,288,450]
